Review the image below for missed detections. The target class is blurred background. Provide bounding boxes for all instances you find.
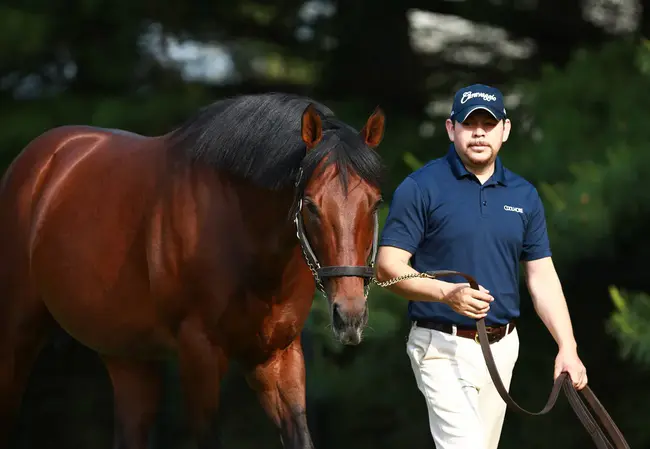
[2,0,650,448]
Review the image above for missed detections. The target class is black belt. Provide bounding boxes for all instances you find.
[415,319,516,344]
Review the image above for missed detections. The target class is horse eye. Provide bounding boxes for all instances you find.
[306,201,320,216]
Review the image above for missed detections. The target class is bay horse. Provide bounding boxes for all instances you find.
[0,93,386,449]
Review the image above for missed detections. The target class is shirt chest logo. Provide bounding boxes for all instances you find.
[503,205,524,214]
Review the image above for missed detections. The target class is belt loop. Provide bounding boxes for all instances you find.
[506,323,510,334]
[451,324,457,336]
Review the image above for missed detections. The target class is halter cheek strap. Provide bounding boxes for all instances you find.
[294,197,378,296]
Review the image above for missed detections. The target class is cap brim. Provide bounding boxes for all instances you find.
[455,106,504,123]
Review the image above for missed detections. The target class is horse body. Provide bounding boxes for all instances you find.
[0,93,385,449]
[7,126,172,356]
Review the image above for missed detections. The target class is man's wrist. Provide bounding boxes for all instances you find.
[431,280,453,303]
[557,338,578,353]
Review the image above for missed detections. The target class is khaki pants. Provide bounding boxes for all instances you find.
[406,323,520,449]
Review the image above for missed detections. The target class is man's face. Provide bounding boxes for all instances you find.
[445,109,511,169]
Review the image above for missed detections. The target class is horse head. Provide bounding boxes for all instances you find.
[293,104,385,345]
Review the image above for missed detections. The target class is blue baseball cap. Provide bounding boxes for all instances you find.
[449,84,507,123]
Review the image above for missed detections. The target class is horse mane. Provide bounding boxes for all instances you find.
[165,92,383,192]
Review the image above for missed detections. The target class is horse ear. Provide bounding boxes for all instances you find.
[301,104,323,150]
[360,106,385,149]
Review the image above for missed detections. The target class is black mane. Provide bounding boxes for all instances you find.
[166,92,383,192]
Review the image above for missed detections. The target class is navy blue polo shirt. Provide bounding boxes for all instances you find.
[379,144,552,327]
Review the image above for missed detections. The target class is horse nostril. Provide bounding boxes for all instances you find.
[332,302,345,328]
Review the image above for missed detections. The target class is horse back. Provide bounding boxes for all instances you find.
[1,125,158,245]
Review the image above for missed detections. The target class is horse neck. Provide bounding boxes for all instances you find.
[189,166,301,267]
[238,183,299,259]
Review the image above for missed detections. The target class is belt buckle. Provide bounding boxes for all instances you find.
[476,328,498,344]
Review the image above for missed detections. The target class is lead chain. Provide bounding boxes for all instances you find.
[371,272,434,288]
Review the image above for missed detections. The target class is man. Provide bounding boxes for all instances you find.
[375,84,587,449]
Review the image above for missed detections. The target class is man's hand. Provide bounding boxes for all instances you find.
[443,283,494,319]
[554,347,587,390]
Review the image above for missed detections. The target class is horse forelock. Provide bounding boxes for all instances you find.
[298,132,383,196]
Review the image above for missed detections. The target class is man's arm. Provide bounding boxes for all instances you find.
[524,256,587,388]
[520,189,587,388]
[523,256,577,351]
[375,246,454,302]
[374,176,452,302]
[520,189,577,350]
[375,246,494,318]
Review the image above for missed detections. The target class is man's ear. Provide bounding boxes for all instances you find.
[502,118,511,142]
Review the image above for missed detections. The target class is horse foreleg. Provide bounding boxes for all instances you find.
[101,356,162,449]
[177,319,229,448]
[245,336,314,449]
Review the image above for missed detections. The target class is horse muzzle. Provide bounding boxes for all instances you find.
[331,297,368,345]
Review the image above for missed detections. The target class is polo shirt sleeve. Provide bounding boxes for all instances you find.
[379,176,427,254]
[521,189,552,261]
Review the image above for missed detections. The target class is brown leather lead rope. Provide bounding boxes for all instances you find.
[373,269,630,449]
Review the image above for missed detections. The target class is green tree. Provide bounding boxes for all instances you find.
[603,40,650,369]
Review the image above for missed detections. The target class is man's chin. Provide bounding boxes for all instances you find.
[467,153,493,167]
[469,145,491,153]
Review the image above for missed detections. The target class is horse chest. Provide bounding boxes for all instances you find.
[254,300,307,350]
[222,291,312,364]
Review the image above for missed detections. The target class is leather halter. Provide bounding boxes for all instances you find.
[292,167,379,296]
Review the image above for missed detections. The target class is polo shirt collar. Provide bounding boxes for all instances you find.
[446,144,507,186]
